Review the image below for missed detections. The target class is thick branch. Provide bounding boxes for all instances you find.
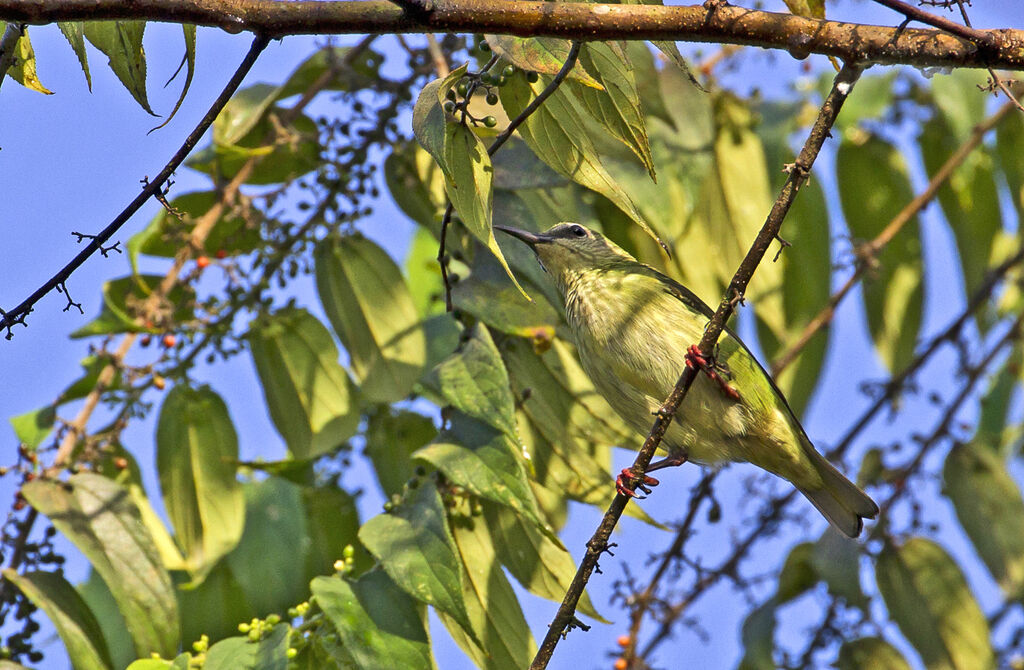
[3,0,1024,70]
[529,62,864,670]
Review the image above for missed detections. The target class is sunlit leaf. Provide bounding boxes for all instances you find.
[484,36,601,88]
[151,25,196,131]
[3,570,111,670]
[156,384,245,582]
[83,21,153,114]
[837,638,913,670]
[9,405,55,449]
[312,571,434,670]
[876,537,993,670]
[58,22,91,89]
[365,409,438,498]
[204,623,289,670]
[247,307,359,459]
[358,481,475,639]
[314,233,427,404]
[22,474,178,658]
[838,134,923,372]
[2,26,52,94]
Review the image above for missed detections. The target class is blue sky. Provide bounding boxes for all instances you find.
[1,2,1022,668]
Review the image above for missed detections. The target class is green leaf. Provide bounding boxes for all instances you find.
[312,571,434,670]
[485,35,601,88]
[3,26,52,94]
[385,142,448,235]
[876,537,994,670]
[83,21,154,115]
[3,570,112,670]
[783,0,825,17]
[737,601,777,670]
[827,71,896,131]
[996,108,1024,219]
[22,474,178,658]
[452,272,560,341]
[302,483,368,580]
[929,69,989,143]
[127,191,259,270]
[811,530,867,608]
[837,638,913,670]
[572,42,655,178]
[176,562,252,645]
[622,42,673,127]
[126,656,190,670]
[70,275,195,339]
[920,115,1001,303]
[58,22,91,89]
[416,412,553,540]
[441,508,536,670]
[225,478,308,616]
[365,409,438,498]
[413,64,526,296]
[9,405,56,448]
[943,441,1024,599]
[482,501,605,621]
[314,233,427,404]
[78,570,135,670]
[775,542,816,603]
[500,71,659,245]
[358,480,475,640]
[150,25,196,131]
[404,227,446,318]
[431,323,518,439]
[156,384,245,582]
[247,307,359,459]
[838,134,923,372]
[204,623,290,670]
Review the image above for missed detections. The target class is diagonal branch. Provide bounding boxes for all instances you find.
[528,61,865,670]
[868,0,998,49]
[0,34,272,339]
[2,1,1024,70]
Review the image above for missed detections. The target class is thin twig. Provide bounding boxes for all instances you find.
[0,34,272,339]
[529,62,864,670]
[771,98,1018,376]
[867,0,999,49]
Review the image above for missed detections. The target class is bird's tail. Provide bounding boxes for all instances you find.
[798,451,879,538]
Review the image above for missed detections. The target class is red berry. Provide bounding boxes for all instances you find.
[114,457,129,470]
[616,635,631,648]
[614,659,628,670]
[196,256,210,270]
[215,249,228,259]
[140,335,152,347]
[162,334,177,349]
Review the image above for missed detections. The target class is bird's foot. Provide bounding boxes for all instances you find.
[616,467,660,498]
[685,344,741,401]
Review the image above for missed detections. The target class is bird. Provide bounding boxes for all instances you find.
[496,222,879,537]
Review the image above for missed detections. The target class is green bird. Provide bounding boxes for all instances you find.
[497,222,879,537]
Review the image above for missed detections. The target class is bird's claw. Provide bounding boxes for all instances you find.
[616,467,660,498]
[685,344,741,401]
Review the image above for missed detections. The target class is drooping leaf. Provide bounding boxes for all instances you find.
[775,542,817,603]
[3,569,112,670]
[943,442,1024,599]
[2,26,52,94]
[247,307,360,459]
[151,25,196,131]
[484,36,601,88]
[78,570,135,670]
[876,537,994,670]
[622,41,673,127]
[837,637,913,670]
[430,323,518,439]
[314,233,427,404]
[302,484,369,579]
[58,22,91,89]
[312,571,434,670]
[838,134,923,372]
[929,69,989,144]
[156,384,245,581]
[203,623,290,670]
[22,474,178,658]
[440,507,536,670]
[482,501,604,621]
[416,412,553,540]
[83,21,154,114]
[358,481,475,639]
[500,71,659,245]
[365,409,438,498]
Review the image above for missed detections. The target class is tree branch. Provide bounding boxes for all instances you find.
[529,62,864,670]
[3,1,1024,70]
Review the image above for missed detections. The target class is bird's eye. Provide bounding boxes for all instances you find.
[570,225,587,238]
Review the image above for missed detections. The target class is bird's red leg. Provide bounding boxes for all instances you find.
[615,453,688,498]
[685,344,741,401]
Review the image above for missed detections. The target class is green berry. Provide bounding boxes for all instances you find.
[456,82,468,96]
[443,101,456,115]
[497,75,508,86]
[503,65,515,77]
[484,116,497,128]
[479,41,490,52]
[287,648,298,659]
[343,544,356,559]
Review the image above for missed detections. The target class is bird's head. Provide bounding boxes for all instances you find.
[496,222,635,291]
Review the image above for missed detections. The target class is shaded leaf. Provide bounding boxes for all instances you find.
[365,409,438,498]
[996,108,1024,219]
[358,481,475,639]
[811,529,867,608]
[3,570,112,670]
[484,36,601,88]
[78,570,135,670]
[838,135,923,372]
[737,601,777,670]
[22,474,178,657]
[385,142,447,235]
[312,571,434,670]
[247,307,359,459]
[943,441,1024,599]
[876,537,993,670]
[314,234,427,404]
[837,638,913,670]
[156,385,245,581]
[70,274,195,339]
[204,623,289,670]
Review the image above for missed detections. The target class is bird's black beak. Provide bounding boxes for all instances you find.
[494,225,548,247]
